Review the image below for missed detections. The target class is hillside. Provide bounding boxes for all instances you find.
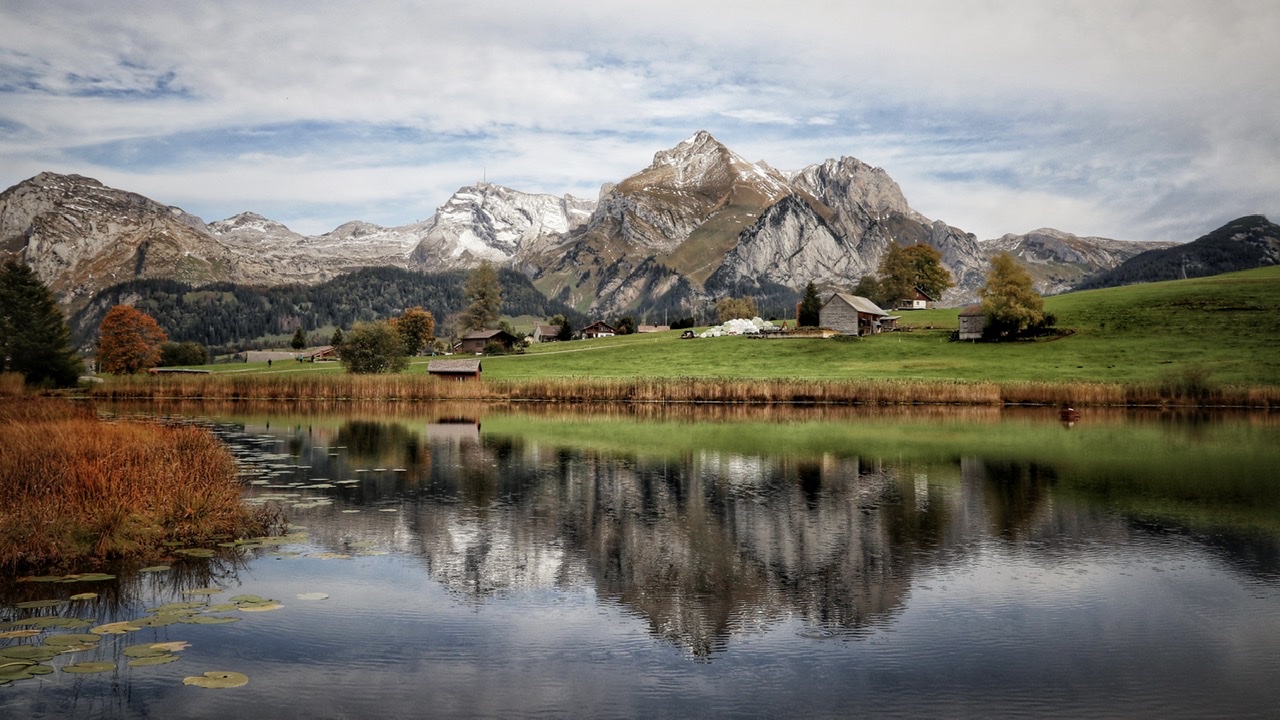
[68,266,585,353]
[1075,215,1280,290]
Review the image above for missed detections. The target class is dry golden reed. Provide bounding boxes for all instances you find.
[85,373,1280,408]
[0,398,273,571]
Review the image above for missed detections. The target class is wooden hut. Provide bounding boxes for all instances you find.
[455,329,516,354]
[818,293,891,336]
[427,359,482,381]
[957,304,986,340]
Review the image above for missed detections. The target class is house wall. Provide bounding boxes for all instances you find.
[958,315,985,340]
[820,300,862,335]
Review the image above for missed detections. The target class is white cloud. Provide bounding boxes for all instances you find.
[1,1,1277,241]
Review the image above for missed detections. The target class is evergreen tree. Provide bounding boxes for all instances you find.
[331,326,344,348]
[291,326,307,350]
[979,253,1045,340]
[614,316,635,335]
[339,320,408,374]
[97,305,168,374]
[461,264,503,331]
[0,260,83,387]
[798,281,822,327]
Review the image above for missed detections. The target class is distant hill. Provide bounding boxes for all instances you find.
[1074,215,1280,291]
[68,266,586,354]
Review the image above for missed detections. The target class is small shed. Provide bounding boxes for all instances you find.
[897,287,936,310]
[581,320,617,339]
[531,324,561,343]
[637,324,670,333]
[818,293,891,336]
[456,329,516,354]
[957,304,986,340]
[428,359,482,381]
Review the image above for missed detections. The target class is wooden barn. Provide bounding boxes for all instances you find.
[427,359,482,381]
[456,329,516,354]
[819,293,892,336]
[897,287,936,310]
[957,304,986,340]
[530,324,561,343]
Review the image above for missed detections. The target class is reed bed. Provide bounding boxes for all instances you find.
[0,398,275,571]
[85,373,1280,408]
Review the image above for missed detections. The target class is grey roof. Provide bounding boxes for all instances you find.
[827,293,888,316]
[958,303,985,316]
[460,329,509,340]
[427,359,482,373]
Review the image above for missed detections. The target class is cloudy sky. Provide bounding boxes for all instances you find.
[1,1,1276,241]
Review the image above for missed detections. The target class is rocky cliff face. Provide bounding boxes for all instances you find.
[983,228,1177,295]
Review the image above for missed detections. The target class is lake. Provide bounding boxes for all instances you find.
[3,403,1279,718]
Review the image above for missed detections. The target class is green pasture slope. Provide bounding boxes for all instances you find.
[483,266,1280,385]
[200,266,1280,387]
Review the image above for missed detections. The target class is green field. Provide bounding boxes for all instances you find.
[193,266,1280,387]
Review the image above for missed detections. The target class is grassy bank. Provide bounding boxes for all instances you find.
[0,398,277,571]
[81,266,1280,407]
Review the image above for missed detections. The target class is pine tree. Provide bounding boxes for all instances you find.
[798,281,822,327]
[291,326,307,350]
[97,305,168,374]
[0,260,83,387]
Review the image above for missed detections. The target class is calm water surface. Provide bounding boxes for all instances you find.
[3,404,1279,719]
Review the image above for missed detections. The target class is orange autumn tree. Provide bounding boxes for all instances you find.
[97,305,168,374]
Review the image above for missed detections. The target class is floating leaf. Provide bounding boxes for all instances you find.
[0,646,60,662]
[228,594,265,604]
[70,592,98,601]
[64,573,115,582]
[0,629,42,639]
[18,575,65,583]
[203,603,240,613]
[181,616,240,625]
[149,641,190,653]
[148,601,207,613]
[238,602,283,613]
[123,645,171,658]
[32,617,92,629]
[128,654,181,667]
[296,592,329,601]
[16,599,65,609]
[90,621,138,635]
[55,643,98,654]
[139,565,171,573]
[183,670,248,688]
[44,634,101,646]
[63,661,116,674]
[174,548,217,558]
[183,587,224,596]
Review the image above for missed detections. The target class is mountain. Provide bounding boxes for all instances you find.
[5,132,1221,331]
[1074,215,1280,291]
[983,228,1178,295]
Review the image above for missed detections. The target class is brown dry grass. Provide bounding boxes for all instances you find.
[85,373,1280,408]
[0,398,275,571]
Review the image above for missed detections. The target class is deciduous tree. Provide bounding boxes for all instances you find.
[98,305,168,374]
[338,320,408,374]
[0,260,83,387]
[876,243,953,307]
[461,264,503,331]
[715,297,758,323]
[979,253,1045,340]
[158,341,208,367]
[393,306,435,356]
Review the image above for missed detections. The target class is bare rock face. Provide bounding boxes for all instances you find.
[983,228,1176,295]
[408,183,593,270]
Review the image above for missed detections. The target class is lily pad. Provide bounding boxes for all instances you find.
[70,592,98,601]
[44,633,102,646]
[228,594,265,604]
[63,661,116,674]
[63,573,115,582]
[0,629,42,639]
[183,670,248,688]
[90,621,138,635]
[139,565,171,573]
[181,615,240,625]
[18,575,65,583]
[182,587,224,596]
[150,641,191,652]
[0,646,60,661]
[123,645,171,658]
[31,617,92,629]
[174,548,217,558]
[15,599,65,609]
[128,654,181,667]
[238,602,284,613]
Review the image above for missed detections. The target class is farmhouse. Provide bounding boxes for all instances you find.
[958,304,986,340]
[897,287,936,310]
[456,329,516,354]
[427,359,482,381]
[819,293,893,336]
[581,321,617,339]
[530,324,561,343]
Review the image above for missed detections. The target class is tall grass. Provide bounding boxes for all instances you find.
[85,373,1280,408]
[0,398,276,571]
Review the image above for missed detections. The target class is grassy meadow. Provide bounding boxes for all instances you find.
[86,266,1280,406]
